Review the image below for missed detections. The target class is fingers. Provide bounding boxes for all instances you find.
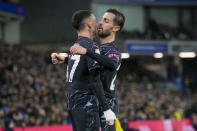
[104,109,116,126]
[51,53,58,64]
[106,121,110,125]
[70,47,79,54]
[51,53,65,64]
[70,46,78,54]
[106,120,115,125]
[51,53,57,59]
[70,45,86,55]
[52,58,58,64]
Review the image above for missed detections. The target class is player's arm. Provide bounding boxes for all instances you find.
[51,53,66,64]
[70,45,117,70]
[90,68,109,110]
[86,49,117,70]
[89,68,116,125]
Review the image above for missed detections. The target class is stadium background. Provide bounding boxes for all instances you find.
[0,0,197,131]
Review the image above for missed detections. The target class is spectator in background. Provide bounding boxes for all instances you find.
[192,113,197,130]
[117,18,194,41]
[4,118,14,131]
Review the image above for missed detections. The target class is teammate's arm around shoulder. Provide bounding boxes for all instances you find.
[70,44,117,70]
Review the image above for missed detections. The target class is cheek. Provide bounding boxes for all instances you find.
[103,25,112,31]
[93,25,97,31]
[103,22,112,28]
[92,23,96,29]
[94,24,97,28]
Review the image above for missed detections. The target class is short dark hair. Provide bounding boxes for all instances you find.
[72,10,92,31]
[106,9,125,31]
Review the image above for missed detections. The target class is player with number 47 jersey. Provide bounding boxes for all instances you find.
[66,36,116,131]
[66,36,102,112]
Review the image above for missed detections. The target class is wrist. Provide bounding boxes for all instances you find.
[104,109,112,113]
[101,103,110,112]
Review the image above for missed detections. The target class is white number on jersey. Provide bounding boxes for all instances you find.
[66,55,81,82]
[110,64,121,91]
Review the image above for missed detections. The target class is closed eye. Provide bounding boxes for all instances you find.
[104,18,109,23]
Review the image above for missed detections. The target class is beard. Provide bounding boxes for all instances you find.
[98,25,113,38]
[98,30,111,38]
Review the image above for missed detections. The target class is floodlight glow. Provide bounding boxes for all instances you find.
[179,52,196,58]
[153,52,163,59]
[121,53,130,59]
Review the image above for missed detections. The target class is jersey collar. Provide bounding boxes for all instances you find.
[101,41,116,47]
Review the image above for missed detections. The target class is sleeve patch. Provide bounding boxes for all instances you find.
[108,53,120,61]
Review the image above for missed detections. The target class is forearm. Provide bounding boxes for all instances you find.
[90,69,110,111]
[87,50,116,70]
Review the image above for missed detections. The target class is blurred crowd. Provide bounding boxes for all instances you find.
[117,67,197,121]
[119,19,195,41]
[0,45,68,129]
[0,45,197,130]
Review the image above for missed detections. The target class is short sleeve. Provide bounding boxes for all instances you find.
[107,50,121,68]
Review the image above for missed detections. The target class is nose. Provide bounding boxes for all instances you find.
[99,19,103,25]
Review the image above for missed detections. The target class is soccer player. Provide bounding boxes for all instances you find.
[51,10,116,131]
[70,9,125,131]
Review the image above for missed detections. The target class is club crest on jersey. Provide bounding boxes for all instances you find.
[95,49,100,54]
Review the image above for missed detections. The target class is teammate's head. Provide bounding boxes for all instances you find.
[72,10,97,37]
[98,9,125,38]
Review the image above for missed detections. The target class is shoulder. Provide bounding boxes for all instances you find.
[87,41,100,52]
[77,37,94,48]
[107,46,121,62]
[107,45,121,56]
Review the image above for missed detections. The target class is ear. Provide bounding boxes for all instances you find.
[86,20,92,29]
[113,25,120,32]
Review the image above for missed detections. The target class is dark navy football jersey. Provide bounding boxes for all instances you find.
[99,42,121,98]
[66,36,100,112]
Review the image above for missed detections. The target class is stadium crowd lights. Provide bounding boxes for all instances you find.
[57,53,130,59]
[121,53,130,59]
[179,52,196,58]
[153,52,164,59]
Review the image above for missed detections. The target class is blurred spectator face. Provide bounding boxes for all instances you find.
[98,12,116,38]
